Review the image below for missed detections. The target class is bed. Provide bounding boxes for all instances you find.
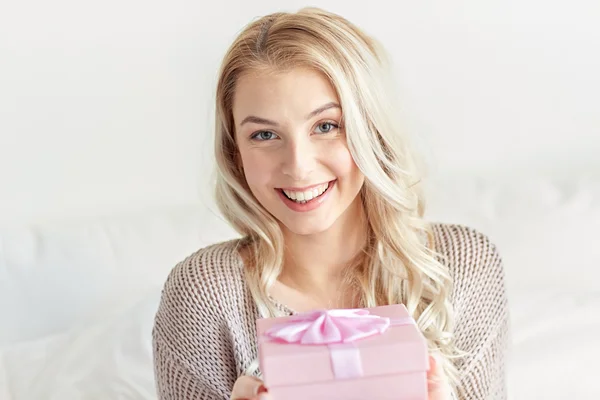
[1,176,598,399]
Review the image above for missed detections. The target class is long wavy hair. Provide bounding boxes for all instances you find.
[213,7,460,390]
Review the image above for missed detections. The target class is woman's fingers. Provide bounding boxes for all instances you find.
[230,375,269,400]
[427,354,452,400]
[427,355,440,392]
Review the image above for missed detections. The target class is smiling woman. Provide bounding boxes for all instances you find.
[152,6,508,400]
[233,69,364,235]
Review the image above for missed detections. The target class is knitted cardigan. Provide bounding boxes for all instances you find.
[152,223,509,399]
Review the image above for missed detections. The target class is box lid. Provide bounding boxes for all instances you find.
[256,304,429,387]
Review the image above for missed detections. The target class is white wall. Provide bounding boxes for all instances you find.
[1,0,599,225]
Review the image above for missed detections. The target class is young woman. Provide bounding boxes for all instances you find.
[152,7,509,400]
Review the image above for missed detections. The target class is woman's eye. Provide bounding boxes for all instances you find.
[314,122,339,134]
[251,131,278,141]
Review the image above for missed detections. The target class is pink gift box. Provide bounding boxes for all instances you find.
[256,304,429,400]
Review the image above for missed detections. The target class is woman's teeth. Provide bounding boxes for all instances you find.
[282,182,329,203]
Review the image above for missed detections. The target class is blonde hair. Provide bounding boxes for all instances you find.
[214,7,460,390]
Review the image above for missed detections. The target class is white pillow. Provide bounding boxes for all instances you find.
[0,289,161,400]
[425,175,600,291]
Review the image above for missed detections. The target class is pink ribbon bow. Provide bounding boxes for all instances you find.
[264,309,391,345]
[263,309,415,380]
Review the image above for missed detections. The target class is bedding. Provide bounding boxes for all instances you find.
[1,177,598,399]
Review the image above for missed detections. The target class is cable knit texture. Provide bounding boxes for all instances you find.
[152,223,509,399]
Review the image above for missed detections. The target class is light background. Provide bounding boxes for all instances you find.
[1,0,598,223]
[1,1,599,399]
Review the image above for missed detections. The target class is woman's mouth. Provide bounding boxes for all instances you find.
[276,180,336,212]
[280,181,332,204]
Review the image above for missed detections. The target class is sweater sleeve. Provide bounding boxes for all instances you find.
[153,335,221,400]
[152,248,240,400]
[443,226,510,400]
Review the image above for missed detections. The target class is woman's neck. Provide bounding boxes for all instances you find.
[276,196,368,306]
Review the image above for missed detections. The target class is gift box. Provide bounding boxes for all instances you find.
[256,304,429,400]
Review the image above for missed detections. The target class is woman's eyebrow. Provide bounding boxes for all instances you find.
[239,101,341,127]
[240,116,279,127]
[305,102,341,120]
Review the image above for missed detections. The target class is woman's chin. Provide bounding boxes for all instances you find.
[279,217,335,237]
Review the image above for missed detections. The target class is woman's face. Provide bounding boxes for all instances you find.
[232,68,365,236]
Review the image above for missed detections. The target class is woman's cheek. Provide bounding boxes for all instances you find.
[326,142,360,180]
[240,151,280,207]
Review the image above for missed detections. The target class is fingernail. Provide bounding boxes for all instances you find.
[429,355,436,370]
[258,395,269,400]
[256,385,268,395]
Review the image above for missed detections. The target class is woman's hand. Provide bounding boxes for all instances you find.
[231,375,270,400]
[428,354,453,400]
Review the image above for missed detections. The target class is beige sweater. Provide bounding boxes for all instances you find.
[152,223,509,399]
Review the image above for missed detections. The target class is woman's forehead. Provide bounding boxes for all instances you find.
[232,68,340,124]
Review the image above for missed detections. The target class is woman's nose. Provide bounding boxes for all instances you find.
[280,138,316,181]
